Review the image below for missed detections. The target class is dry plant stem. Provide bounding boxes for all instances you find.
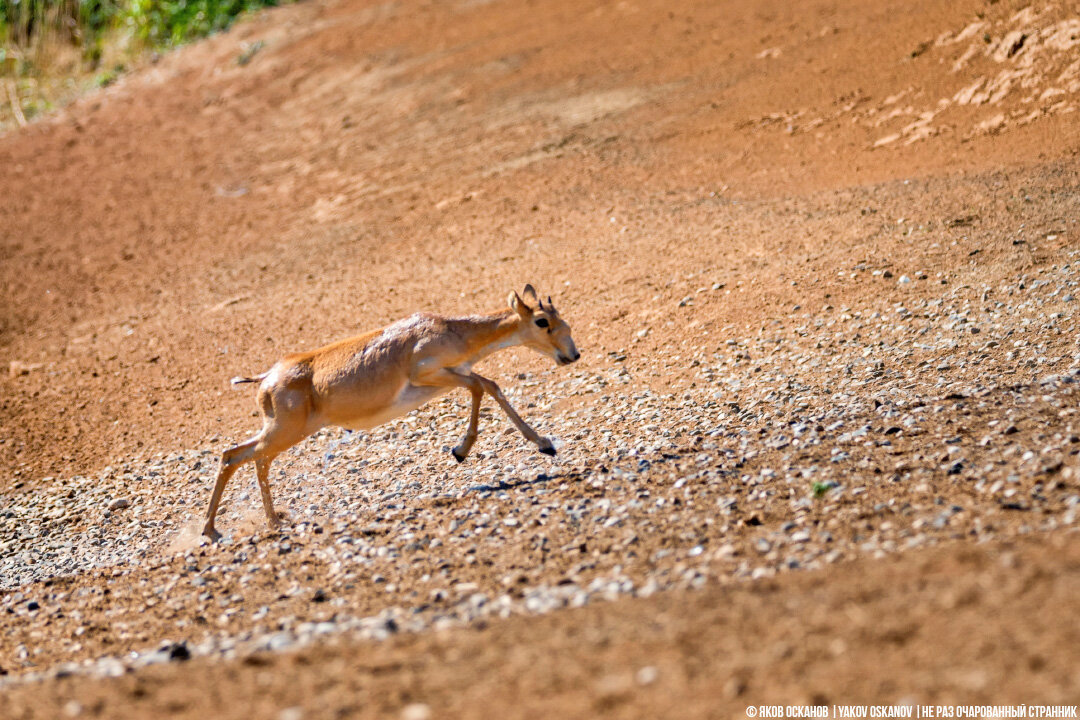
[6,80,27,127]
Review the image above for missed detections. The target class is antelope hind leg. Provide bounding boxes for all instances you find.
[255,456,284,529]
[203,435,263,539]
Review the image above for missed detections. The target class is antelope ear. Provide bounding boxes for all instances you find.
[522,284,540,307]
[508,291,533,318]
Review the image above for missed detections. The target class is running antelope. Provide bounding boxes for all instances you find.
[202,285,580,539]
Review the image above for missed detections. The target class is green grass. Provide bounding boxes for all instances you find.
[2,0,284,127]
[121,0,283,48]
[2,0,283,59]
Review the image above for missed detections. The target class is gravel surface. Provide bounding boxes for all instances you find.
[6,533,1080,719]
[4,242,1080,683]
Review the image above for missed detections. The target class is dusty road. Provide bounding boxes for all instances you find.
[2,0,1080,716]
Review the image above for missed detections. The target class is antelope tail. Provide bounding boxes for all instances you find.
[230,371,269,387]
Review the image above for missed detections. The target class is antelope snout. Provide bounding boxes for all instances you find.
[557,350,581,365]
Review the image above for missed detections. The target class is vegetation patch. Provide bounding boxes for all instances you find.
[1,0,285,128]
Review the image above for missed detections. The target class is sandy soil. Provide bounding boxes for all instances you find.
[2,0,1080,716]
[4,535,1080,719]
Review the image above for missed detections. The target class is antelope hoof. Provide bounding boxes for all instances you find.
[538,438,557,456]
[202,525,222,542]
[452,447,467,463]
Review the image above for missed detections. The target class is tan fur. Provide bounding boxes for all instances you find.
[202,286,580,539]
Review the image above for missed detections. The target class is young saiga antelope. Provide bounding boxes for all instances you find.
[203,285,580,539]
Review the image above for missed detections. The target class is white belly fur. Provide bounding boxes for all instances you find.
[335,384,449,431]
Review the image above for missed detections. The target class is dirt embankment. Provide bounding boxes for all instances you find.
[2,0,1077,484]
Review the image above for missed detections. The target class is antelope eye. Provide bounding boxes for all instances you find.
[534,318,550,328]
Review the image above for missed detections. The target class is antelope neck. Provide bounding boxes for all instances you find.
[453,310,523,363]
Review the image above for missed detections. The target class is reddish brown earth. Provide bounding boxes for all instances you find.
[4,535,1080,719]
[2,0,1080,716]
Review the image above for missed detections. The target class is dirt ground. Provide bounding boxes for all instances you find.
[2,0,1080,716]
[5,535,1080,719]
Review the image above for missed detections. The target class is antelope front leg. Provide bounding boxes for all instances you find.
[410,366,488,462]
[453,384,484,462]
[473,373,556,456]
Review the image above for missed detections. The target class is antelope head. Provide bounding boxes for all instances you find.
[508,284,580,366]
